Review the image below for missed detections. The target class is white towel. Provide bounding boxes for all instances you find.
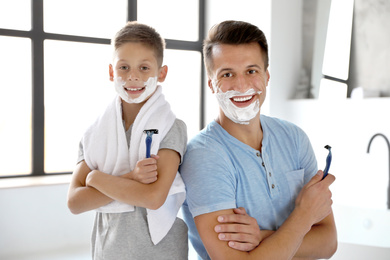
[82,85,186,245]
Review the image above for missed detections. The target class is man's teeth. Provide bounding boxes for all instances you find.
[233,96,252,102]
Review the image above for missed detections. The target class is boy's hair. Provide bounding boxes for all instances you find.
[203,20,269,76]
[112,21,165,67]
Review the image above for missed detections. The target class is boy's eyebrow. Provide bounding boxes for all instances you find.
[117,58,154,63]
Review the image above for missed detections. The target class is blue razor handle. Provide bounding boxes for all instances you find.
[145,135,152,158]
[323,145,332,180]
[144,129,159,158]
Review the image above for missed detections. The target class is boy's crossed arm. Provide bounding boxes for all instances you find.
[67,148,180,214]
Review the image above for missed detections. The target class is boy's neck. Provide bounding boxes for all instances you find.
[121,100,145,131]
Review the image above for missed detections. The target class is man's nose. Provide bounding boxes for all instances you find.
[234,74,250,91]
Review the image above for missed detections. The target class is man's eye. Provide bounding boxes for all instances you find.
[223,72,233,78]
[248,69,257,74]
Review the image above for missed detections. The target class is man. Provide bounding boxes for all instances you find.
[180,20,337,259]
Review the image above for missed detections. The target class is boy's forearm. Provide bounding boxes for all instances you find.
[68,162,114,214]
[86,149,180,210]
[68,184,113,214]
[86,170,164,210]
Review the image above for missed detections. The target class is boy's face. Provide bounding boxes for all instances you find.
[109,42,167,102]
[208,42,270,111]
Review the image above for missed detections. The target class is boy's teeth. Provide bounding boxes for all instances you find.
[233,96,252,102]
[126,87,143,91]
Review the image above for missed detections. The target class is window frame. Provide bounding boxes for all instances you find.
[0,0,206,178]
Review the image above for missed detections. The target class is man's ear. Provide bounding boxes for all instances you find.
[109,64,114,81]
[208,79,215,93]
[157,65,168,82]
[266,69,270,86]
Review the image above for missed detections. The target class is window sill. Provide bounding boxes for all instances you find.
[0,174,72,189]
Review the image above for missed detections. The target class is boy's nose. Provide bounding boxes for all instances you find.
[127,70,140,81]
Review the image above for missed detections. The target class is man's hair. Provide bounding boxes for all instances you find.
[112,21,165,67]
[203,20,269,76]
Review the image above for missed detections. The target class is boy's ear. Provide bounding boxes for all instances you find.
[109,64,114,81]
[157,65,168,83]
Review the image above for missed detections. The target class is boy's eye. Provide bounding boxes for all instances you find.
[140,66,150,71]
[119,65,129,70]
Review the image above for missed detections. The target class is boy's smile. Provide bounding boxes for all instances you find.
[109,42,167,102]
[124,85,147,96]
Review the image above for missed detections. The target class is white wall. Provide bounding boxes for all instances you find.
[0,182,94,259]
[270,0,390,259]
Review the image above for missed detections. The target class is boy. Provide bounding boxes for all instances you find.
[67,21,188,259]
[180,20,337,259]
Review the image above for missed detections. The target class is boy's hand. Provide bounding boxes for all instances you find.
[215,207,269,251]
[123,155,160,184]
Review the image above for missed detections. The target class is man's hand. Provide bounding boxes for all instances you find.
[122,155,160,184]
[215,207,272,251]
[295,170,335,225]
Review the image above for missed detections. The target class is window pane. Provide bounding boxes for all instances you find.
[319,78,347,100]
[0,0,31,30]
[0,36,32,176]
[322,0,354,80]
[43,0,127,39]
[162,50,201,139]
[138,0,199,41]
[206,0,271,37]
[44,40,115,173]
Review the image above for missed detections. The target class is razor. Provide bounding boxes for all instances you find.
[144,129,159,158]
[323,145,332,180]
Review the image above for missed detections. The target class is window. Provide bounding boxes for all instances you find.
[0,0,205,177]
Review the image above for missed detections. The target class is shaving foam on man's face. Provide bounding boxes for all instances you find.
[212,80,262,124]
[115,76,158,104]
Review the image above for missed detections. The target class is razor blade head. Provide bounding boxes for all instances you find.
[324,145,331,150]
[144,129,159,135]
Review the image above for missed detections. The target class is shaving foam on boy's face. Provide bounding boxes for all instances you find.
[114,76,158,104]
[212,80,262,124]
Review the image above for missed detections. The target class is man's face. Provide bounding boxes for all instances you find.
[209,43,270,110]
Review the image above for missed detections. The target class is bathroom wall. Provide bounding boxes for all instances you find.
[270,0,390,258]
[0,180,94,259]
[349,0,390,96]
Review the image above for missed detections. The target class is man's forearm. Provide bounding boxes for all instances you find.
[292,212,337,259]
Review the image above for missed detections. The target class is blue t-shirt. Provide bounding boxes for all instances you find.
[180,115,318,260]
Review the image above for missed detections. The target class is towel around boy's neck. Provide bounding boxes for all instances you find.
[82,85,186,244]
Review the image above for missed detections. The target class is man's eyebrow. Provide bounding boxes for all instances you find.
[247,64,262,70]
[216,68,233,76]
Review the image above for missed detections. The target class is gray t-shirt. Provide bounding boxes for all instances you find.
[79,119,188,260]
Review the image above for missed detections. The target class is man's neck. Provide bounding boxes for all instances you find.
[216,112,263,151]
